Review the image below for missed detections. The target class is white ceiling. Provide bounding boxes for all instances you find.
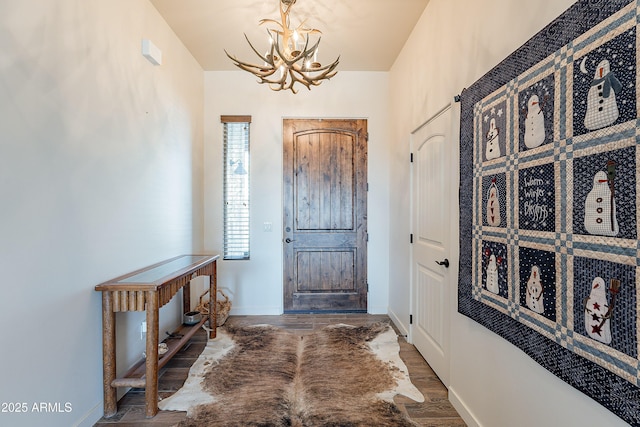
[150,0,431,71]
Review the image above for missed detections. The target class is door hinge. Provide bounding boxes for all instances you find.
[366,233,369,242]
[366,182,369,191]
[410,314,413,325]
[410,153,414,163]
[367,282,369,292]
[410,234,413,243]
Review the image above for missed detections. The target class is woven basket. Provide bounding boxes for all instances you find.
[195,288,232,327]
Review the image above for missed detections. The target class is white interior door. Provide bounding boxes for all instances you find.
[410,104,452,386]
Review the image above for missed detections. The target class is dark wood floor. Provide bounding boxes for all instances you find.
[94,314,466,426]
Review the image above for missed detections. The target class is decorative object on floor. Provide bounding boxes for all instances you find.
[142,343,169,359]
[196,289,232,327]
[159,323,423,426]
[183,311,202,326]
[458,1,640,425]
[225,0,339,93]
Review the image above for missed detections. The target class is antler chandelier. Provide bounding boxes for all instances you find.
[225,0,339,93]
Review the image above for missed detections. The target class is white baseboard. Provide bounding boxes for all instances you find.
[449,385,481,427]
[387,307,409,338]
[229,306,283,316]
[73,402,102,427]
[367,305,388,315]
[228,306,392,316]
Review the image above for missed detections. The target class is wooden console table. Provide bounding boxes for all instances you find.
[95,254,219,418]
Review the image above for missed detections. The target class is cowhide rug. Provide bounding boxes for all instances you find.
[159,322,424,426]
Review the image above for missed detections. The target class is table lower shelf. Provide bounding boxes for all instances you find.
[111,317,208,388]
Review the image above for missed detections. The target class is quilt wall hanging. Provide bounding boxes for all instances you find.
[458,0,640,424]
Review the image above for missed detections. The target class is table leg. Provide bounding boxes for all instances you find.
[145,291,159,418]
[183,279,191,315]
[102,292,117,417]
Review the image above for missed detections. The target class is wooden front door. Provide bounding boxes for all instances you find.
[283,119,367,313]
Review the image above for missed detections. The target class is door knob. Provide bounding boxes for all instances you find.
[285,238,294,243]
[435,258,450,268]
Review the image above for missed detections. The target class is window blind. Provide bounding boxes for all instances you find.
[222,117,251,260]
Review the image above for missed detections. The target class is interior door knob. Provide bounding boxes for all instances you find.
[435,258,450,268]
[285,238,294,243]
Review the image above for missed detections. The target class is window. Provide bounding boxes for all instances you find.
[221,115,251,260]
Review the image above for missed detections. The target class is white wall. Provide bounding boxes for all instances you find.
[203,71,390,315]
[0,1,204,426]
[389,0,628,426]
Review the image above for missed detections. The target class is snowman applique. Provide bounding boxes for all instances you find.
[525,265,544,314]
[584,170,619,236]
[584,59,622,131]
[486,254,500,294]
[485,117,501,161]
[584,277,612,344]
[524,94,546,149]
[486,178,501,227]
